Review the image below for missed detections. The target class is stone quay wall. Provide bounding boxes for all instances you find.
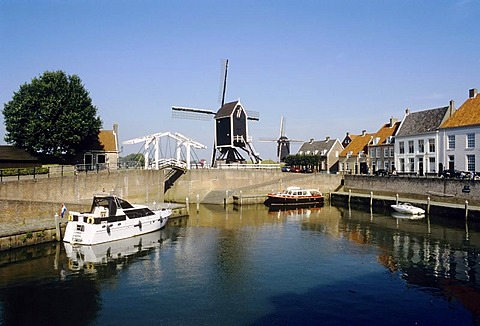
[0,169,165,211]
[344,175,480,205]
[165,170,343,204]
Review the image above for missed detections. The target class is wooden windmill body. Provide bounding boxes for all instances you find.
[172,60,261,166]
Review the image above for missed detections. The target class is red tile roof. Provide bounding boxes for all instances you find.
[440,94,480,128]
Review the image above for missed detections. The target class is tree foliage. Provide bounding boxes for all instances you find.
[2,71,102,161]
[284,154,321,171]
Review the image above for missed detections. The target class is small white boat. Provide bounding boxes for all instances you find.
[63,194,171,245]
[391,202,425,215]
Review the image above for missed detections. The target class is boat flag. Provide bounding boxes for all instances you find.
[61,203,67,218]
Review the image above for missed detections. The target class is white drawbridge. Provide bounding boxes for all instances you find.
[122,132,206,170]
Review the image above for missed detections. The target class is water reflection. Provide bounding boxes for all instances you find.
[0,224,182,326]
[64,227,173,272]
[336,205,480,321]
[1,204,480,324]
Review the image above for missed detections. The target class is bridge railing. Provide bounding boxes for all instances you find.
[215,163,281,170]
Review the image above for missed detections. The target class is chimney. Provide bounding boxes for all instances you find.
[389,116,398,128]
[325,136,330,142]
[361,129,366,136]
[405,108,410,115]
[449,100,455,117]
[469,88,478,99]
[309,138,314,144]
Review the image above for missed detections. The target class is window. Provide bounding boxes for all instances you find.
[370,149,376,158]
[448,135,455,149]
[390,148,394,157]
[467,133,475,148]
[448,155,455,171]
[384,148,389,157]
[429,157,435,173]
[408,141,414,154]
[467,155,475,172]
[399,141,405,154]
[409,158,415,172]
[429,139,435,153]
[384,161,389,170]
[399,158,405,172]
[376,148,381,158]
[418,139,424,153]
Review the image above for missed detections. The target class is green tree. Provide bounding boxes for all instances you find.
[2,71,102,161]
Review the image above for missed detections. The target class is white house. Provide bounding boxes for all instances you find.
[439,88,480,174]
[394,102,455,176]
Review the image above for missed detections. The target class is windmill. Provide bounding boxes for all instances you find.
[259,116,303,162]
[172,60,261,166]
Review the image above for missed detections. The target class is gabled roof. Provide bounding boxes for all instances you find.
[370,121,400,146]
[298,138,341,155]
[440,93,480,128]
[339,132,375,157]
[215,100,241,119]
[0,145,39,162]
[99,130,118,152]
[87,129,118,152]
[396,106,450,137]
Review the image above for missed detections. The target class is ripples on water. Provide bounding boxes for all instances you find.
[1,204,480,325]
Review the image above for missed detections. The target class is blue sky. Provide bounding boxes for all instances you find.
[1,0,479,161]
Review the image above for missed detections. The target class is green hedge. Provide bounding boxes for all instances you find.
[0,167,49,176]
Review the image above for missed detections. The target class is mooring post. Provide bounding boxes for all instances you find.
[465,200,469,220]
[370,191,373,207]
[329,188,331,206]
[396,193,399,205]
[240,190,243,206]
[427,197,430,215]
[186,197,190,215]
[54,213,60,241]
[196,194,200,212]
[348,189,351,204]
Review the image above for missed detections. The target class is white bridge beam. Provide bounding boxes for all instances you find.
[122,132,206,170]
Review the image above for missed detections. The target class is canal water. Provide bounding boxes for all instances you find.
[1,203,480,325]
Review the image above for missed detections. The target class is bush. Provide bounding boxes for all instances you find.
[0,167,49,176]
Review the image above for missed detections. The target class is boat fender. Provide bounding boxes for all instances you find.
[138,220,142,229]
[159,217,163,223]
[68,214,73,221]
[106,224,111,235]
[87,216,95,224]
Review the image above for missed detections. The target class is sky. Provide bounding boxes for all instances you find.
[1,0,479,162]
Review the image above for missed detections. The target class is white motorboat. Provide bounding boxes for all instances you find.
[390,202,425,215]
[63,194,171,245]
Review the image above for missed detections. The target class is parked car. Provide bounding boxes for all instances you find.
[281,166,291,172]
[374,169,391,176]
[290,167,301,173]
[441,170,470,179]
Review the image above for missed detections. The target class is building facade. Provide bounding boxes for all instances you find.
[394,102,455,176]
[297,137,343,173]
[368,118,400,174]
[439,88,480,174]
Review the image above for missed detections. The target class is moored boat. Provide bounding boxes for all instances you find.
[63,194,171,245]
[264,186,324,207]
[390,202,425,215]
